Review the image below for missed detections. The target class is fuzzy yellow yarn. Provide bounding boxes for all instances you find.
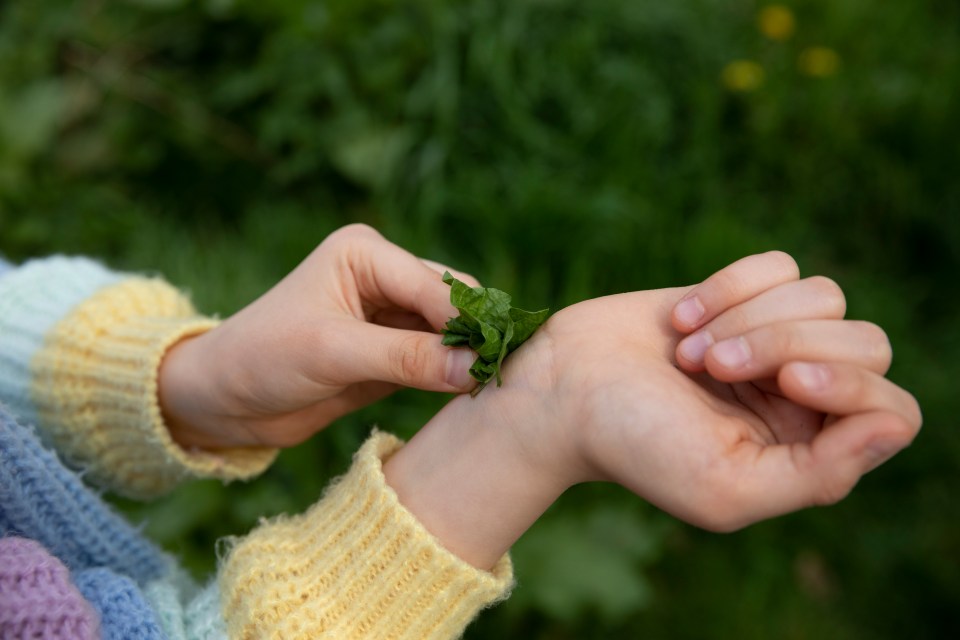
[30,277,277,499]
[220,432,514,639]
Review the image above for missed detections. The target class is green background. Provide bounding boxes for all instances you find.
[1,0,957,637]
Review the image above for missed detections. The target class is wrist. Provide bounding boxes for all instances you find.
[383,346,575,570]
[158,328,232,450]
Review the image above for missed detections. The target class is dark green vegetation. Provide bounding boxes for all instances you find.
[441,271,549,393]
[1,0,957,637]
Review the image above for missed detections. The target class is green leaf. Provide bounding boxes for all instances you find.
[473,319,503,361]
[508,307,550,349]
[444,271,513,331]
[495,317,514,386]
[440,272,549,395]
[440,332,469,347]
[442,316,474,337]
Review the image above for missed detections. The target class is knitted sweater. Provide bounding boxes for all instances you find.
[0,256,513,639]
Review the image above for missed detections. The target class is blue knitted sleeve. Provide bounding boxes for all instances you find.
[0,406,228,640]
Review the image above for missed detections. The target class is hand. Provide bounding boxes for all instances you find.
[158,224,479,450]
[384,251,922,569]
[516,250,923,530]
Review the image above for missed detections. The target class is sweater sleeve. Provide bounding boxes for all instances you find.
[218,431,514,640]
[1,407,513,640]
[0,256,276,499]
[0,537,101,639]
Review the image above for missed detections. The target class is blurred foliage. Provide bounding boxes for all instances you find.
[2,0,958,637]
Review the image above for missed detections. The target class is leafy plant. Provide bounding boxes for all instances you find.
[440,271,549,395]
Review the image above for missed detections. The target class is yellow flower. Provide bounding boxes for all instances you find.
[721,60,765,92]
[758,5,796,41]
[798,47,841,77]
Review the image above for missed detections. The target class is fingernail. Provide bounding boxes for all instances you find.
[675,296,705,328]
[446,348,477,389]
[792,362,830,391]
[866,439,903,470]
[679,331,714,364]
[712,337,751,369]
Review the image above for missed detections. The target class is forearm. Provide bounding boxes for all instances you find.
[383,385,570,570]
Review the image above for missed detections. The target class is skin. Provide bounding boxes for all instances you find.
[159,223,481,449]
[382,251,922,568]
[159,232,922,572]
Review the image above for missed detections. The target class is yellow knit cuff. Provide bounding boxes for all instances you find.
[31,277,277,499]
[220,432,514,640]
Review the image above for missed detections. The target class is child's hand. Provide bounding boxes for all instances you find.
[531,251,921,530]
[158,224,480,450]
[384,252,922,568]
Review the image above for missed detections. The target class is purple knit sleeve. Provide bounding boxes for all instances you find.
[0,536,101,639]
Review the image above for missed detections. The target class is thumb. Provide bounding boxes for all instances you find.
[733,410,913,529]
[737,361,921,521]
[329,323,479,392]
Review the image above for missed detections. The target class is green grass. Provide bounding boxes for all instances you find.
[2,0,958,636]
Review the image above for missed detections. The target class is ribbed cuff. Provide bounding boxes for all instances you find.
[31,277,277,499]
[219,432,514,640]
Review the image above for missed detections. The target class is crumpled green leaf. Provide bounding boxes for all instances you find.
[440,271,549,396]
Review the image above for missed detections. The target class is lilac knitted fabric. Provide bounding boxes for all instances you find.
[0,409,169,583]
[0,536,100,639]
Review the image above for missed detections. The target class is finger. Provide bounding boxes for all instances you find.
[676,276,846,369]
[329,224,464,331]
[712,363,922,528]
[421,259,482,288]
[777,361,922,428]
[369,308,435,332]
[672,251,800,333]
[295,380,401,429]
[721,408,919,530]
[324,320,479,392]
[700,320,893,381]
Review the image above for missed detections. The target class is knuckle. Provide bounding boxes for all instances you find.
[699,512,742,533]
[903,394,924,434]
[893,391,923,442]
[856,321,893,369]
[756,323,798,359]
[847,368,872,405]
[330,223,380,245]
[793,449,855,506]
[789,446,855,507]
[342,222,379,237]
[710,270,745,301]
[695,472,750,533]
[765,250,801,280]
[852,320,893,372]
[708,251,799,303]
[814,477,855,506]
[807,275,847,317]
[691,487,741,532]
[719,304,751,335]
[389,335,431,383]
[799,455,857,507]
